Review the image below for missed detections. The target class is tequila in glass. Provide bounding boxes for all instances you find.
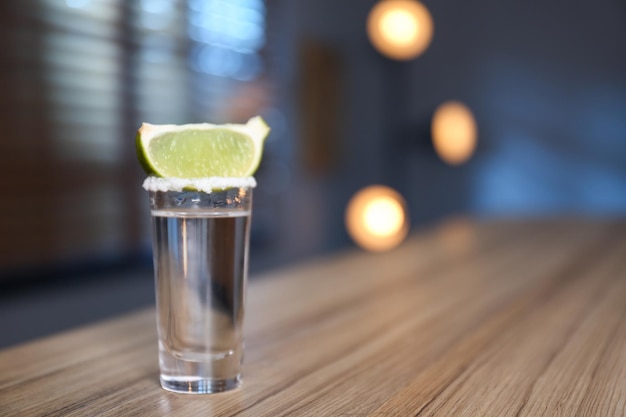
[147,182,253,394]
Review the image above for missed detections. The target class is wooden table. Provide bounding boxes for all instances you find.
[1,219,625,416]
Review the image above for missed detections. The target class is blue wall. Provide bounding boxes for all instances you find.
[285,0,626,242]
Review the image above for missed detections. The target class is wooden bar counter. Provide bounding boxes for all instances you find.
[1,219,625,416]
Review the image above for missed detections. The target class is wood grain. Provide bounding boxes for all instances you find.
[0,219,625,416]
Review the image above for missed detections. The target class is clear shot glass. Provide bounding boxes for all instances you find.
[146,178,253,394]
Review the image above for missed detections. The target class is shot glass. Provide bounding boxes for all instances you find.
[146,180,253,394]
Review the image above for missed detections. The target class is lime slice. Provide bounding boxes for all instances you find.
[136,116,270,178]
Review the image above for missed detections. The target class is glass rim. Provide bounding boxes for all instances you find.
[143,176,256,193]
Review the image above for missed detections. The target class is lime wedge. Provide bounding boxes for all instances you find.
[136,116,270,178]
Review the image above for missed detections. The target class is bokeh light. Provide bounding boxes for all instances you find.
[367,0,433,60]
[431,101,478,165]
[345,186,410,252]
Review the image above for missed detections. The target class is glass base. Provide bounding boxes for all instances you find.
[160,375,241,394]
[158,341,243,394]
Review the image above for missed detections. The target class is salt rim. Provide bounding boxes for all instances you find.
[142,176,256,193]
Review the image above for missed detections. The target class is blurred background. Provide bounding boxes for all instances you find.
[0,0,624,347]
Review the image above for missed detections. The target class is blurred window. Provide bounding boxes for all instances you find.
[0,0,272,276]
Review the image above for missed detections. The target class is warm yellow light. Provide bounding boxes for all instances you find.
[431,101,478,165]
[345,186,409,252]
[379,10,419,47]
[363,197,404,237]
[367,0,433,60]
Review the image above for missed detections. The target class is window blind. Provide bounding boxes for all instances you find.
[0,0,275,278]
